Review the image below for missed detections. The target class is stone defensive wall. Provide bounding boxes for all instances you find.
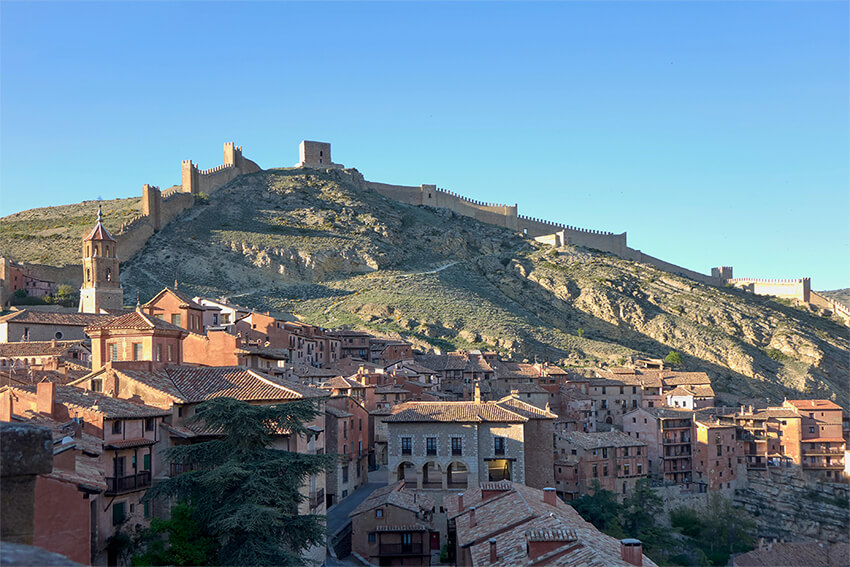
[111,142,261,262]
[808,291,850,323]
[727,277,811,302]
[620,248,720,286]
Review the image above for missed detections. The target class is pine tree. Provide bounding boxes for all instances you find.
[144,397,333,566]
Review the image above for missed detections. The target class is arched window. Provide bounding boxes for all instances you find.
[93,245,99,257]
[105,246,110,256]
[86,269,91,282]
[106,268,112,282]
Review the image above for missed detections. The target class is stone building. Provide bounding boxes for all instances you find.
[554,430,648,500]
[443,482,654,566]
[623,406,695,485]
[693,418,739,492]
[325,395,370,506]
[348,481,436,566]
[0,309,113,343]
[79,206,124,314]
[384,389,555,493]
[0,381,170,565]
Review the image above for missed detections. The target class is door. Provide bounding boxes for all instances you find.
[430,531,440,550]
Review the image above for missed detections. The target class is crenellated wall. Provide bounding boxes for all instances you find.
[727,277,811,302]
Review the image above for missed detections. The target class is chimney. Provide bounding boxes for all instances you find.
[51,338,58,348]
[457,493,464,512]
[1,392,12,422]
[37,380,56,418]
[489,538,498,563]
[620,539,643,567]
[474,382,481,404]
[469,506,477,527]
[543,487,557,506]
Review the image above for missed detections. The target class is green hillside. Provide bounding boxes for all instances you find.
[3,167,848,407]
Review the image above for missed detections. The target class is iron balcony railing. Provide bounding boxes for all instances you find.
[106,471,151,495]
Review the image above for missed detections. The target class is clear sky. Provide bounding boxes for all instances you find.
[1,1,848,289]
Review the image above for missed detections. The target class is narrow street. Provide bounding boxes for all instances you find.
[325,467,389,565]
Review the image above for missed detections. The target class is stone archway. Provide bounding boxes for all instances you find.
[396,461,417,485]
[447,461,470,490]
[421,461,443,489]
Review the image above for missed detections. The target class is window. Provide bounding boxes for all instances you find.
[623,447,629,456]
[494,437,506,456]
[132,343,143,361]
[343,422,347,439]
[716,445,723,457]
[91,378,103,393]
[178,407,183,417]
[145,417,154,431]
[603,464,608,477]
[592,464,598,478]
[171,313,182,327]
[156,344,162,362]
[342,465,349,483]
[451,437,462,456]
[637,463,642,475]
[109,344,119,361]
[375,509,383,518]
[401,437,412,455]
[632,399,638,408]
[368,533,376,543]
[602,447,608,458]
[54,331,63,340]
[143,453,151,471]
[112,420,122,434]
[623,463,630,476]
[809,426,816,434]
[144,501,150,518]
[112,502,126,526]
[359,418,362,431]
[168,344,174,362]
[426,437,437,455]
[637,446,642,455]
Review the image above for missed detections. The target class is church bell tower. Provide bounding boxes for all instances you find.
[79,205,124,313]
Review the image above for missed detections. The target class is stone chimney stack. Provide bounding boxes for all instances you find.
[469,506,477,527]
[543,487,557,506]
[457,493,464,512]
[620,539,643,566]
[36,380,55,418]
[489,538,498,563]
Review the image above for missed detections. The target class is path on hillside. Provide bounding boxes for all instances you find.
[399,261,459,277]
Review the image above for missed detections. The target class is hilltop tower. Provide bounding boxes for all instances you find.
[79,206,124,313]
[296,141,344,169]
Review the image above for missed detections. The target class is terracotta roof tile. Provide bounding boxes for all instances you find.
[559,430,646,450]
[785,399,843,411]
[0,340,88,358]
[87,310,187,332]
[0,310,116,327]
[385,401,528,423]
[2,384,169,419]
[496,397,557,420]
[349,481,436,518]
[83,220,116,242]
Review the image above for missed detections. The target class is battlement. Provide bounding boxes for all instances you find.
[726,276,811,303]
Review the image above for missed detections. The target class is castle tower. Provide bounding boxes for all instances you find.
[296,140,343,169]
[79,206,124,313]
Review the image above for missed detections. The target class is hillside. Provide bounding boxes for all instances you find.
[0,197,143,265]
[822,289,850,308]
[2,168,848,407]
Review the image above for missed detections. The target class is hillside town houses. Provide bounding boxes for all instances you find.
[1,210,848,566]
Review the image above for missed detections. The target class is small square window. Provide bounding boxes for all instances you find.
[375,509,383,518]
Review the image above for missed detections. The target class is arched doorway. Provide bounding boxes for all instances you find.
[396,461,417,485]
[421,462,443,489]
[447,461,469,489]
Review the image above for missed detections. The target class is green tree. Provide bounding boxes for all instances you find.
[132,502,218,566]
[577,328,585,338]
[13,289,27,299]
[144,397,333,566]
[55,284,78,306]
[570,480,622,531]
[621,478,663,536]
[664,350,683,366]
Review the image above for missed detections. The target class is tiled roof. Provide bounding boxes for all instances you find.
[13,411,102,456]
[731,542,849,567]
[660,372,711,386]
[104,437,156,449]
[414,353,468,372]
[690,385,715,398]
[508,382,548,394]
[645,407,695,420]
[496,397,557,420]
[289,365,341,379]
[241,346,290,360]
[559,430,646,450]
[2,384,170,419]
[143,287,204,310]
[445,482,655,567]
[0,310,116,327]
[374,386,410,395]
[87,310,187,332]
[397,362,438,375]
[492,361,541,380]
[385,401,528,423]
[84,220,116,242]
[349,481,435,517]
[323,376,365,390]
[0,340,88,358]
[666,386,695,397]
[165,366,327,402]
[785,399,843,411]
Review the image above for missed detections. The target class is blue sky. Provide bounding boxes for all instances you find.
[1,1,848,289]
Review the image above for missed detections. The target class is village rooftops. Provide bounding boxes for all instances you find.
[385,401,530,423]
[143,287,205,310]
[325,405,353,418]
[444,482,655,566]
[559,430,647,450]
[785,399,843,411]
[731,541,849,567]
[589,373,663,388]
[348,481,435,518]
[74,365,327,404]
[2,384,170,419]
[85,309,188,333]
[0,340,89,358]
[322,376,367,390]
[0,310,116,327]
[667,385,715,398]
[496,396,557,419]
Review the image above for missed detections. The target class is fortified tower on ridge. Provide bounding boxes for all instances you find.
[296,140,344,169]
[79,206,123,313]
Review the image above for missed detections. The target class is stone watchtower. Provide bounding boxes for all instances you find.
[79,206,124,313]
[296,141,343,169]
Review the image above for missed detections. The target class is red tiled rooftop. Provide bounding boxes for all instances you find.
[786,399,843,411]
[385,401,528,423]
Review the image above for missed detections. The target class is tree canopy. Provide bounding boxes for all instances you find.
[142,397,332,566]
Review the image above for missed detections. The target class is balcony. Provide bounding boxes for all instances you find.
[802,447,845,456]
[106,471,151,495]
[379,543,425,556]
[803,461,845,470]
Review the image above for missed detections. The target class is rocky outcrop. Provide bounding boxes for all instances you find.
[735,468,850,544]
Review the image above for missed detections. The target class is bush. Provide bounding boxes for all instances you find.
[664,351,683,365]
